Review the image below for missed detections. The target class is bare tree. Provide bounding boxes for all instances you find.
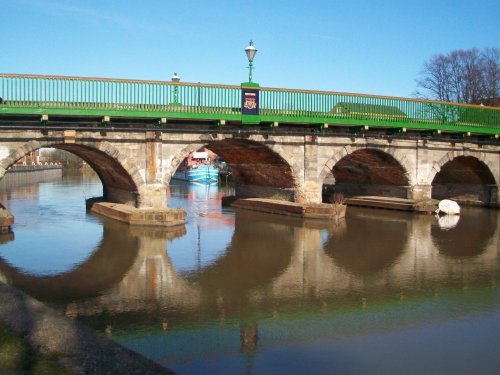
[415,47,500,106]
[481,47,500,106]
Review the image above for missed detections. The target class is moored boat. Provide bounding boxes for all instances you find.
[172,150,219,182]
[187,164,218,182]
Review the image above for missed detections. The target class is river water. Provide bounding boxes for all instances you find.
[0,175,499,374]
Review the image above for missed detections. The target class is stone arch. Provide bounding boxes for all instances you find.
[427,150,498,186]
[0,140,145,205]
[167,137,299,202]
[428,151,497,204]
[319,145,412,184]
[319,146,412,199]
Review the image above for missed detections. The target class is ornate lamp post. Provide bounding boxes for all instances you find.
[245,41,257,83]
[171,72,180,104]
[241,40,260,124]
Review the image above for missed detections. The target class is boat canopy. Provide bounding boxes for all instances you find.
[192,152,209,160]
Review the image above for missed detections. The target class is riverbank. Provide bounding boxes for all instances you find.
[0,319,72,374]
[0,165,62,188]
[0,282,176,374]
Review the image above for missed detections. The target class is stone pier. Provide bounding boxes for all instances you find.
[0,204,13,233]
[86,198,186,227]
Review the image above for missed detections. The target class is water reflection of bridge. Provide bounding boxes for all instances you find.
[0,207,497,323]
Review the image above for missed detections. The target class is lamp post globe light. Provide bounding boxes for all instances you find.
[245,40,257,83]
[172,72,180,104]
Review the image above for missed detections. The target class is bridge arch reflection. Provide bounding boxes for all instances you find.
[324,208,408,275]
[187,210,295,300]
[431,208,497,257]
[0,208,297,309]
[1,204,498,324]
[0,219,141,300]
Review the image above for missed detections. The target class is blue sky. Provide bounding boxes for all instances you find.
[1,0,499,97]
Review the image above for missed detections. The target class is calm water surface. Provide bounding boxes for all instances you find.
[0,175,499,375]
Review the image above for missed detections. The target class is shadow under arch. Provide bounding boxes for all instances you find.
[186,209,295,303]
[431,156,497,204]
[0,219,140,301]
[171,138,298,201]
[326,148,410,199]
[431,208,498,257]
[324,208,409,276]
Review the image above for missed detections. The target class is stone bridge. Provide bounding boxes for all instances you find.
[0,128,499,210]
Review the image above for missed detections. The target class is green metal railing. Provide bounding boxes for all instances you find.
[0,73,499,135]
[0,74,242,121]
[259,87,500,134]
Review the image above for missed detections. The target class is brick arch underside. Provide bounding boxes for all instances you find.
[206,139,297,201]
[326,149,410,199]
[431,156,496,204]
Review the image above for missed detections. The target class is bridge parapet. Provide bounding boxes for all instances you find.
[1,73,499,136]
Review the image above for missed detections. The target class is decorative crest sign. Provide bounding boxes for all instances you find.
[241,88,259,115]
